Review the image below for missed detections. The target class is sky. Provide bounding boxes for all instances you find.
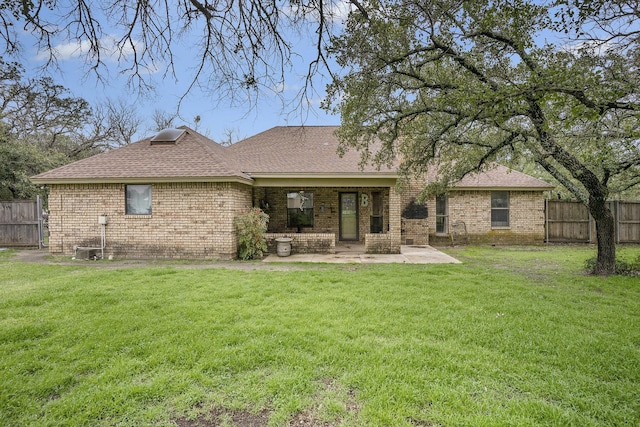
[16,3,345,143]
[12,1,607,145]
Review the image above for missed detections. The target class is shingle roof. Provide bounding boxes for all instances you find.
[31,125,553,190]
[227,126,397,175]
[454,165,554,189]
[31,127,252,183]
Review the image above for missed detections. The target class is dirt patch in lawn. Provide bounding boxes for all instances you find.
[9,249,323,272]
[288,378,360,426]
[173,408,270,427]
[172,378,360,426]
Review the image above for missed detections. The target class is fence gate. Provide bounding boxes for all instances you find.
[0,198,42,247]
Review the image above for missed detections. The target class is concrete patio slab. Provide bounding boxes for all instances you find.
[262,245,461,264]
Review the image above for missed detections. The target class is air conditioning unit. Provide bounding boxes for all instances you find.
[74,247,100,260]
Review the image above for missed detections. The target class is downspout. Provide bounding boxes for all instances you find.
[98,215,108,259]
[545,198,549,244]
[37,195,48,248]
[37,195,42,249]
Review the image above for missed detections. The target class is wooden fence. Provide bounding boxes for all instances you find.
[546,200,640,243]
[0,199,42,247]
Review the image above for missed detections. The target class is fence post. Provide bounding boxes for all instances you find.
[615,200,620,244]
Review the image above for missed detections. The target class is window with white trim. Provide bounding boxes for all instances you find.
[491,191,509,227]
[126,184,152,215]
[436,194,448,234]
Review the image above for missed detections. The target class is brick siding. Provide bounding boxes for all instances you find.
[47,181,546,260]
[425,190,547,244]
[264,233,336,254]
[399,180,547,245]
[401,219,429,245]
[48,182,252,259]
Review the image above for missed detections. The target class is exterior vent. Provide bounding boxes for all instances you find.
[150,128,185,145]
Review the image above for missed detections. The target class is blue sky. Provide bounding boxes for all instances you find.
[14,1,593,145]
[18,7,343,143]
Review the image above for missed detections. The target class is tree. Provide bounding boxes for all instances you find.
[0,60,142,199]
[0,0,344,105]
[324,0,640,275]
[560,0,640,50]
[103,99,143,147]
[0,124,67,200]
[151,109,177,131]
[0,61,91,144]
[0,59,134,154]
[219,127,247,146]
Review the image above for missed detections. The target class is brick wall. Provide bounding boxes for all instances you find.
[48,182,252,259]
[264,233,336,254]
[399,180,547,244]
[425,190,547,244]
[365,233,394,254]
[388,187,402,252]
[401,219,429,245]
[399,179,428,246]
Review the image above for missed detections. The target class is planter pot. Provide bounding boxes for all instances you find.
[275,237,293,257]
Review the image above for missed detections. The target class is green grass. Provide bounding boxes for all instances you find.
[0,246,639,426]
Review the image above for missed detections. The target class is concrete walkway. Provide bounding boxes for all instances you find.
[263,245,461,264]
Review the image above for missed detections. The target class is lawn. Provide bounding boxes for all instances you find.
[0,246,639,426]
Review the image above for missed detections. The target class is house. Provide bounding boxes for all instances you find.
[31,126,553,259]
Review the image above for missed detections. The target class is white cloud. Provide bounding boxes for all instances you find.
[272,81,302,93]
[283,0,355,24]
[35,35,139,63]
[560,40,615,56]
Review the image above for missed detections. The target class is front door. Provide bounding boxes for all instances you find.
[339,192,359,241]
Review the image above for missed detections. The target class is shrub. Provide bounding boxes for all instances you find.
[234,208,269,260]
[584,255,640,276]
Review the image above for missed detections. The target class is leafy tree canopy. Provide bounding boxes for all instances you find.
[0,59,142,199]
[0,124,67,200]
[323,0,639,274]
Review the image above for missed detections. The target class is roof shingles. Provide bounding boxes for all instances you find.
[32,125,553,190]
[32,128,250,183]
[228,126,396,174]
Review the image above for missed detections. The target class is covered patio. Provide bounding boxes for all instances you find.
[228,126,404,255]
[257,184,403,255]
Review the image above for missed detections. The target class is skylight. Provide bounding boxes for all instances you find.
[150,128,185,144]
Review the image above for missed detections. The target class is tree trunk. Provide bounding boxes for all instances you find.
[589,197,616,275]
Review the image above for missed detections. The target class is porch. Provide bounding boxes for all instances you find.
[256,185,403,254]
[264,232,401,255]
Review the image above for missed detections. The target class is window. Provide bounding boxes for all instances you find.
[126,184,152,215]
[491,191,509,227]
[287,191,314,229]
[436,194,448,234]
[370,191,383,233]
